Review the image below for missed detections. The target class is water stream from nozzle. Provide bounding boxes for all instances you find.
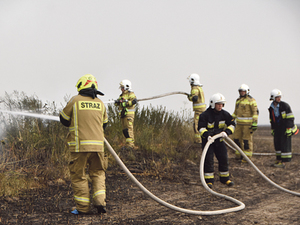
[0,110,59,122]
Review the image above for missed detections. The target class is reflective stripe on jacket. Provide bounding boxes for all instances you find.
[232,95,258,125]
[268,101,295,129]
[188,85,206,111]
[198,107,236,139]
[116,90,137,112]
[60,95,108,152]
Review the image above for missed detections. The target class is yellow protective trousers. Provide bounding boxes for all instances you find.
[121,115,135,147]
[69,152,107,213]
[193,111,204,143]
[233,124,253,159]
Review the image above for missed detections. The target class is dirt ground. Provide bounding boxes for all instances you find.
[1,126,300,224]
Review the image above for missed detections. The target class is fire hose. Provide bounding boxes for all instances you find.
[224,136,300,196]
[105,133,300,215]
[104,135,245,215]
[224,140,300,156]
[103,91,189,104]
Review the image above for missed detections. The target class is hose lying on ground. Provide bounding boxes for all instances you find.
[105,136,245,215]
[224,136,300,196]
[224,140,300,155]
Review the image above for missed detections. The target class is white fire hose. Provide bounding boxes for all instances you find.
[224,136,300,196]
[105,133,300,216]
[103,91,189,104]
[225,140,300,156]
[105,135,245,215]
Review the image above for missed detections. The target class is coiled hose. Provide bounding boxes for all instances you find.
[105,135,245,215]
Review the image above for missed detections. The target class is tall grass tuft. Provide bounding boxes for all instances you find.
[0,92,196,196]
[0,91,69,196]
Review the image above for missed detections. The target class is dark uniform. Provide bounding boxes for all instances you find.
[268,101,297,162]
[198,107,235,185]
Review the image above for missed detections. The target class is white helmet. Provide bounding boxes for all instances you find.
[210,93,226,109]
[187,73,202,86]
[238,84,250,95]
[119,79,132,91]
[270,89,282,101]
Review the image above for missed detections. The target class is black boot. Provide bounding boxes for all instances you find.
[95,205,107,214]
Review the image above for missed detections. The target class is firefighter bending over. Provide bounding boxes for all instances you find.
[114,79,137,149]
[187,73,206,144]
[198,93,235,189]
[232,84,258,163]
[60,74,108,215]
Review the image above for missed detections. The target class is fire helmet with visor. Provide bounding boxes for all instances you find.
[210,93,226,109]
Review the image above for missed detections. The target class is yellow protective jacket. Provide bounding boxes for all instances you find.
[115,90,137,116]
[188,85,206,112]
[232,95,258,125]
[60,95,108,152]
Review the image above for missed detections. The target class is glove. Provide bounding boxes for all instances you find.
[121,99,128,107]
[132,99,137,105]
[114,100,120,104]
[286,128,292,137]
[220,131,227,138]
[271,129,275,136]
[208,136,214,143]
[250,122,257,132]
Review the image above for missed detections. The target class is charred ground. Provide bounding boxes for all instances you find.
[1,126,300,225]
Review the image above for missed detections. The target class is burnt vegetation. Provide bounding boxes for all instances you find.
[0,91,300,224]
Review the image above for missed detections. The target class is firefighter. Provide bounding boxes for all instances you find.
[114,79,137,148]
[268,89,298,168]
[187,74,206,144]
[60,74,108,215]
[232,84,258,163]
[198,93,235,188]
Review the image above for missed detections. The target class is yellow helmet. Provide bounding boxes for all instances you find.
[76,74,98,92]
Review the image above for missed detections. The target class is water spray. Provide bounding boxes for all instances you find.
[0,110,60,122]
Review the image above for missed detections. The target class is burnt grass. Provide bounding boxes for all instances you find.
[1,126,300,224]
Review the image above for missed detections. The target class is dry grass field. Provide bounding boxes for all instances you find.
[1,126,300,224]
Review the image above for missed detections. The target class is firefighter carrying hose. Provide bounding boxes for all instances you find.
[60,74,108,215]
[268,89,298,168]
[187,74,206,144]
[114,79,137,149]
[198,93,235,188]
[232,84,258,163]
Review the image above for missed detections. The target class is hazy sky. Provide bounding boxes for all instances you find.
[1,0,300,125]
